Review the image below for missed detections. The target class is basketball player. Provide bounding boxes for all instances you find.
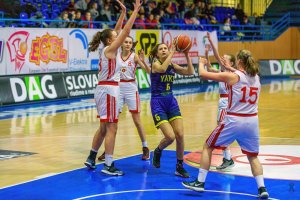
[84,0,141,176]
[97,36,151,161]
[182,50,269,199]
[149,41,194,178]
[205,32,236,171]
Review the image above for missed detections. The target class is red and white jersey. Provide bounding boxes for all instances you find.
[98,46,120,82]
[227,70,261,115]
[219,82,228,96]
[117,52,137,81]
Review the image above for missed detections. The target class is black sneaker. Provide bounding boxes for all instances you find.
[142,147,150,160]
[101,162,124,176]
[84,156,96,169]
[216,158,235,171]
[182,179,205,192]
[175,163,190,178]
[152,149,161,168]
[258,187,269,199]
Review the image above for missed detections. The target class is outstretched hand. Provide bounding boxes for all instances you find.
[116,0,126,12]
[133,0,142,11]
[206,32,212,41]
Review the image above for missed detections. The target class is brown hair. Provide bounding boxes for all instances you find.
[122,36,138,52]
[237,50,259,76]
[148,43,165,66]
[88,29,113,52]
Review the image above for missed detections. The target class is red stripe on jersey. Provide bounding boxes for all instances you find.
[121,52,132,62]
[228,85,233,109]
[208,124,225,147]
[107,59,116,79]
[227,112,257,117]
[241,149,258,156]
[107,94,111,121]
[99,58,102,73]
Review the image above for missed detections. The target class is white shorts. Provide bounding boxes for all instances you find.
[119,81,140,113]
[94,84,120,123]
[217,97,228,123]
[206,114,259,156]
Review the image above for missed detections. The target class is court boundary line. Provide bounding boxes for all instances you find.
[73,188,279,200]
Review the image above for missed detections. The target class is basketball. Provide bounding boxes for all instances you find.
[174,35,192,53]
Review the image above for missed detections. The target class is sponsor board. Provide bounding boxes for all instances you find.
[0,74,67,104]
[260,60,300,76]
[64,71,98,97]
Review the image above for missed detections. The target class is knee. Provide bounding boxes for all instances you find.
[165,134,175,144]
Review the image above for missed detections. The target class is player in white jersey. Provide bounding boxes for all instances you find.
[84,0,141,176]
[97,36,151,161]
[205,32,237,171]
[183,50,269,199]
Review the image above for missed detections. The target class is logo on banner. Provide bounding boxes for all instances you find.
[69,29,89,58]
[269,60,300,75]
[136,30,159,57]
[0,39,4,62]
[6,31,30,72]
[29,33,67,66]
[10,75,58,102]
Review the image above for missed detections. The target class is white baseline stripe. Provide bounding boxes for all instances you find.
[73,188,279,200]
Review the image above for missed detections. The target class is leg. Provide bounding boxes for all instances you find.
[248,155,269,199]
[131,112,150,160]
[152,122,175,168]
[217,146,235,171]
[101,122,124,176]
[170,118,190,178]
[182,143,214,191]
[84,122,106,169]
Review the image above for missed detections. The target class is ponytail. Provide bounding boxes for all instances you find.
[88,29,113,52]
[237,50,259,76]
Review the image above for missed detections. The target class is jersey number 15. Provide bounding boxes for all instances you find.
[239,86,259,104]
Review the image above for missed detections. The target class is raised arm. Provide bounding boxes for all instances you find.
[135,49,151,74]
[207,32,222,65]
[205,46,219,73]
[106,0,141,58]
[173,51,194,75]
[114,0,126,34]
[198,57,238,85]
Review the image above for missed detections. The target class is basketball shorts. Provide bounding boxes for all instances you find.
[119,81,140,113]
[94,84,120,123]
[150,94,182,128]
[206,114,259,156]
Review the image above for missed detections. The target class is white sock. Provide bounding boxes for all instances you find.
[91,148,98,153]
[142,141,148,147]
[255,175,265,188]
[105,154,113,166]
[223,149,232,160]
[197,168,208,182]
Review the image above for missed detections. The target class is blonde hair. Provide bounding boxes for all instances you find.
[237,50,259,76]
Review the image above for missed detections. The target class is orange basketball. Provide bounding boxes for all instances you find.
[174,35,192,53]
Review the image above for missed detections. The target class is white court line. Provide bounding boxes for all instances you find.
[73,188,279,200]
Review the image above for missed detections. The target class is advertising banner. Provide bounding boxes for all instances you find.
[0,28,100,76]
[63,71,98,97]
[0,73,67,105]
[260,60,300,76]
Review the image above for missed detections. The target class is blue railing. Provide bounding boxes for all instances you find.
[0,12,296,42]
